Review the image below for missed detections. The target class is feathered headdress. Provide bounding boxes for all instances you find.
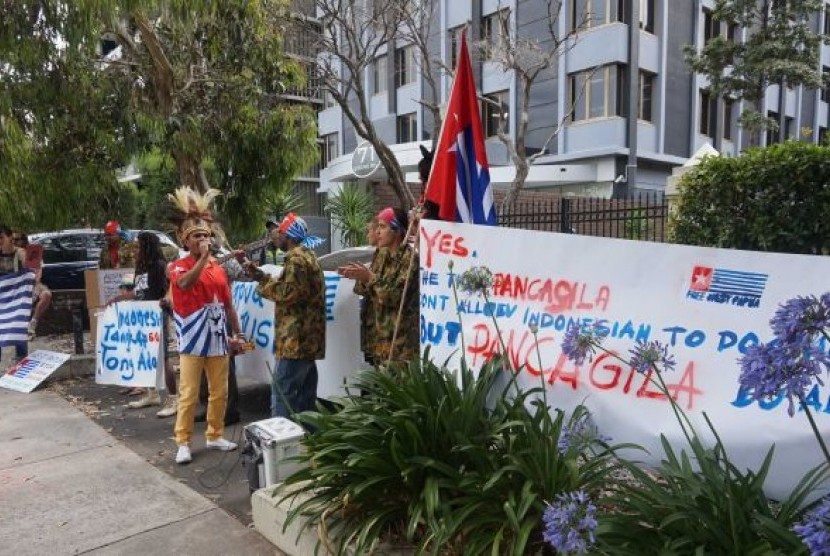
[167,187,227,247]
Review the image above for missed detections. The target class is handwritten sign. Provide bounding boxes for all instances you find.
[98,269,133,306]
[232,270,364,397]
[95,301,163,388]
[0,350,70,393]
[419,220,830,500]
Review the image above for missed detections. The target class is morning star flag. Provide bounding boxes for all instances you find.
[425,32,497,226]
[0,270,34,347]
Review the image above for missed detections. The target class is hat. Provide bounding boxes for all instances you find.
[278,213,325,249]
[104,220,121,235]
[119,273,135,289]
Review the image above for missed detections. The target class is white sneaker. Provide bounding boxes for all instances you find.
[175,444,192,464]
[156,395,178,418]
[127,390,161,409]
[205,438,238,452]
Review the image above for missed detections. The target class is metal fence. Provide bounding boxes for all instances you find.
[500,192,668,242]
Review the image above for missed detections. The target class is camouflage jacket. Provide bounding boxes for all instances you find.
[257,245,326,360]
[358,243,419,364]
[98,240,135,269]
[354,248,388,361]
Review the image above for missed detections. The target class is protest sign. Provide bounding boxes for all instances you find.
[0,350,70,393]
[95,301,163,388]
[232,270,363,397]
[419,220,830,499]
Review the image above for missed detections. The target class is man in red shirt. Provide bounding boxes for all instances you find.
[167,191,244,465]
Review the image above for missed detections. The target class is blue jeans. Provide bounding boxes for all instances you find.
[270,359,318,419]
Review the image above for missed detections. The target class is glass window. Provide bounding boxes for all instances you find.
[703,8,717,45]
[481,9,508,58]
[822,66,830,103]
[723,98,734,141]
[766,111,779,145]
[825,5,830,36]
[323,88,336,109]
[321,133,338,166]
[373,55,387,95]
[448,26,464,69]
[639,72,654,122]
[396,113,418,142]
[573,0,622,30]
[569,65,623,122]
[640,0,655,33]
[699,90,717,137]
[482,90,509,138]
[394,46,416,88]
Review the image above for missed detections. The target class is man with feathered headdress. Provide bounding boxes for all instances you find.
[166,187,244,464]
[242,212,326,420]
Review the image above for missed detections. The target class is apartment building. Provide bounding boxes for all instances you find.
[317,0,830,202]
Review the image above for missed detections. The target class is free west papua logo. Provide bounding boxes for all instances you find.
[686,265,768,309]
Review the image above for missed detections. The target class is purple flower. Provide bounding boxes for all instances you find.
[542,490,598,554]
[738,340,829,417]
[770,295,830,344]
[558,413,611,455]
[561,322,607,366]
[628,340,676,374]
[793,496,830,556]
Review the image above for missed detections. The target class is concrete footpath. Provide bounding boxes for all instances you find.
[0,387,280,556]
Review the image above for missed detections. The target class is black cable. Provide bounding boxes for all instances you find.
[193,420,248,490]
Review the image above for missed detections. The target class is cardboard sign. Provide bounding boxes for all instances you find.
[0,350,70,393]
[419,220,830,500]
[94,301,163,388]
[231,269,364,397]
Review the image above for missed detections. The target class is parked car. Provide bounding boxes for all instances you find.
[29,229,182,290]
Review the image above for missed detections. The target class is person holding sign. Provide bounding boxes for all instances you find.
[243,213,326,420]
[0,225,29,367]
[167,187,244,465]
[339,207,419,365]
[13,233,51,340]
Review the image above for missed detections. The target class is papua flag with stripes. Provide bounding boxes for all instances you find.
[0,270,35,347]
[425,31,497,225]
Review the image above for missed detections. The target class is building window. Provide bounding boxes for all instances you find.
[726,22,739,43]
[373,55,387,95]
[638,71,654,122]
[723,98,734,141]
[573,0,623,29]
[396,112,418,142]
[819,126,828,145]
[703,8,717,44]
[448,25,464,69]
[699,90,717,137]
[569,65,623,122]
[481,9,508,58]
[482,90,509,138]
[321,133,338,165]
[639,0,655,33]
[323,88,336,109]
[825,5,830,35]
[822,66,830,102]
[785,116,795,139]
[394,46,416,88]
[766,111,779,145]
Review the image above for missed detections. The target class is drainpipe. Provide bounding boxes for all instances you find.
[618,0,640,198]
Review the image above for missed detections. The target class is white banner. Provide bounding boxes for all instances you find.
[232,270,364,398]
[95,301,163,388]
[419,220,830,500]
[0,350,70,393]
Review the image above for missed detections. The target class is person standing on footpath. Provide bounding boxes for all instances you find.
[339,207,419,366]
[99,220,135,269]
[167,187,244,464]
[0,225,30,366]
[242,213,326,419]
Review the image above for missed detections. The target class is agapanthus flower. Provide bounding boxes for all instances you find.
[542,490,598,554]
[456,266,494,297]
[770,295,830,344]
[628,340,676,374]
[558,413,611,455]
[738,340,829,417]
[561,321,608,365]
[793,495,830,556]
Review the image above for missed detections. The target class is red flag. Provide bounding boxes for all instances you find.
[425,32,497,225]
